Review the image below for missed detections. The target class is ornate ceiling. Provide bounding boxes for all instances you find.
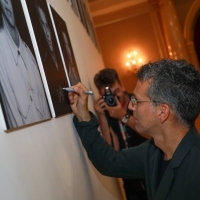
[86,0,148,27]
[87,0,147,17]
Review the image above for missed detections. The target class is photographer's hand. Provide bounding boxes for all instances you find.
[94,97,107,116]
[68,82,91,122]
[94,96,120,149]
[105,96,126,120]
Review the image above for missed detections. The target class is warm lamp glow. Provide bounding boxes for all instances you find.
[138,58,143,63]
[132,60,136,65]
[125,50,143,73]
[127,54,131,58]
[133,51,137,56]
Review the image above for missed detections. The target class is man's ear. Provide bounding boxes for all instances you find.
[158,104,170,123]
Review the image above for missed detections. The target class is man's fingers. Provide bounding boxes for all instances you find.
[74,82,89,96]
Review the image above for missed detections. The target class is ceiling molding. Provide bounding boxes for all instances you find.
[92,2,152,27]
[88,0,147,17]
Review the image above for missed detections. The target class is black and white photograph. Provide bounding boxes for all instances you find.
[80,1,99,49]
[70,0,81,20]
[68,0,87,30]
[24,0,72,117]
[0,0,52,130]
[49,5,81,86]
[76,0,88,30]
[67,0,99,50]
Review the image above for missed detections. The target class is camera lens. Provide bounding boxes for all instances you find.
[103,86,116,106]
[106,96,116,106]
[108,98,114,104]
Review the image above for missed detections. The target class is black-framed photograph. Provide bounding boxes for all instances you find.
[0,0,52,130]
[80,1,99,48]
[24,0,72,117]
[70,0,81,20]
[76,0,88,30]
[67,0,99,50]
[49,4,81,86]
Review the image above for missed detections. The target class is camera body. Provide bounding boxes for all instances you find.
[102,86,116,106]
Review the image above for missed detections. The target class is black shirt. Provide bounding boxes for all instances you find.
[157,154,171,189]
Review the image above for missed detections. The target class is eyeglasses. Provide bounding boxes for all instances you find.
[130,95,160,106]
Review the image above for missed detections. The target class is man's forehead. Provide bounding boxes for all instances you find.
[109,81,121,88]
[133,80,150,96]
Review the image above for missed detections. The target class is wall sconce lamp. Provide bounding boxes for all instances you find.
[125,51,143,73]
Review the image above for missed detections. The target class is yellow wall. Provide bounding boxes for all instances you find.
[94,0,200,132]
[95,3,166,93]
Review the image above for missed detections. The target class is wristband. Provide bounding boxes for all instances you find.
[121,113,130,124]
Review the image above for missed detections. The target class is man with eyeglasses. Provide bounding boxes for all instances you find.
[68,59,200,200]
[93,68,149,200]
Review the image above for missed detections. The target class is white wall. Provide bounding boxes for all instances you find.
[0,0,122,199]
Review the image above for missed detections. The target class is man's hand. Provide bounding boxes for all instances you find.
[105,96,126,120]
[94,97,107,116]
[68,82,91,122]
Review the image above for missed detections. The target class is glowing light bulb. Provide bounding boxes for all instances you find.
[125,50,144,73]
[127,54,131,58]
[138,58,143,63]
[133,51,137,56]
[132,60,136,65]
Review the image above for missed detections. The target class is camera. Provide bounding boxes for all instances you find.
[102,86,116,106]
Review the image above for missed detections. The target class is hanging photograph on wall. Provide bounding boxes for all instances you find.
[48,4,81,86]
[67,0,99,50]
[70,0,81,20]
[0,0,52,130]
[80,1,99,49]
[76,0,88,30]
[24,0,72,117]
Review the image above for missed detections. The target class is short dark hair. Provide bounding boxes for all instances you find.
[137,59,200,127]
[94,68,121,90]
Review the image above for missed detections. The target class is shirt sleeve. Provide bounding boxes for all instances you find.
[73,112,146,179]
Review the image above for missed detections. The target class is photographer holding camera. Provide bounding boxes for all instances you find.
[93,68,150,200]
